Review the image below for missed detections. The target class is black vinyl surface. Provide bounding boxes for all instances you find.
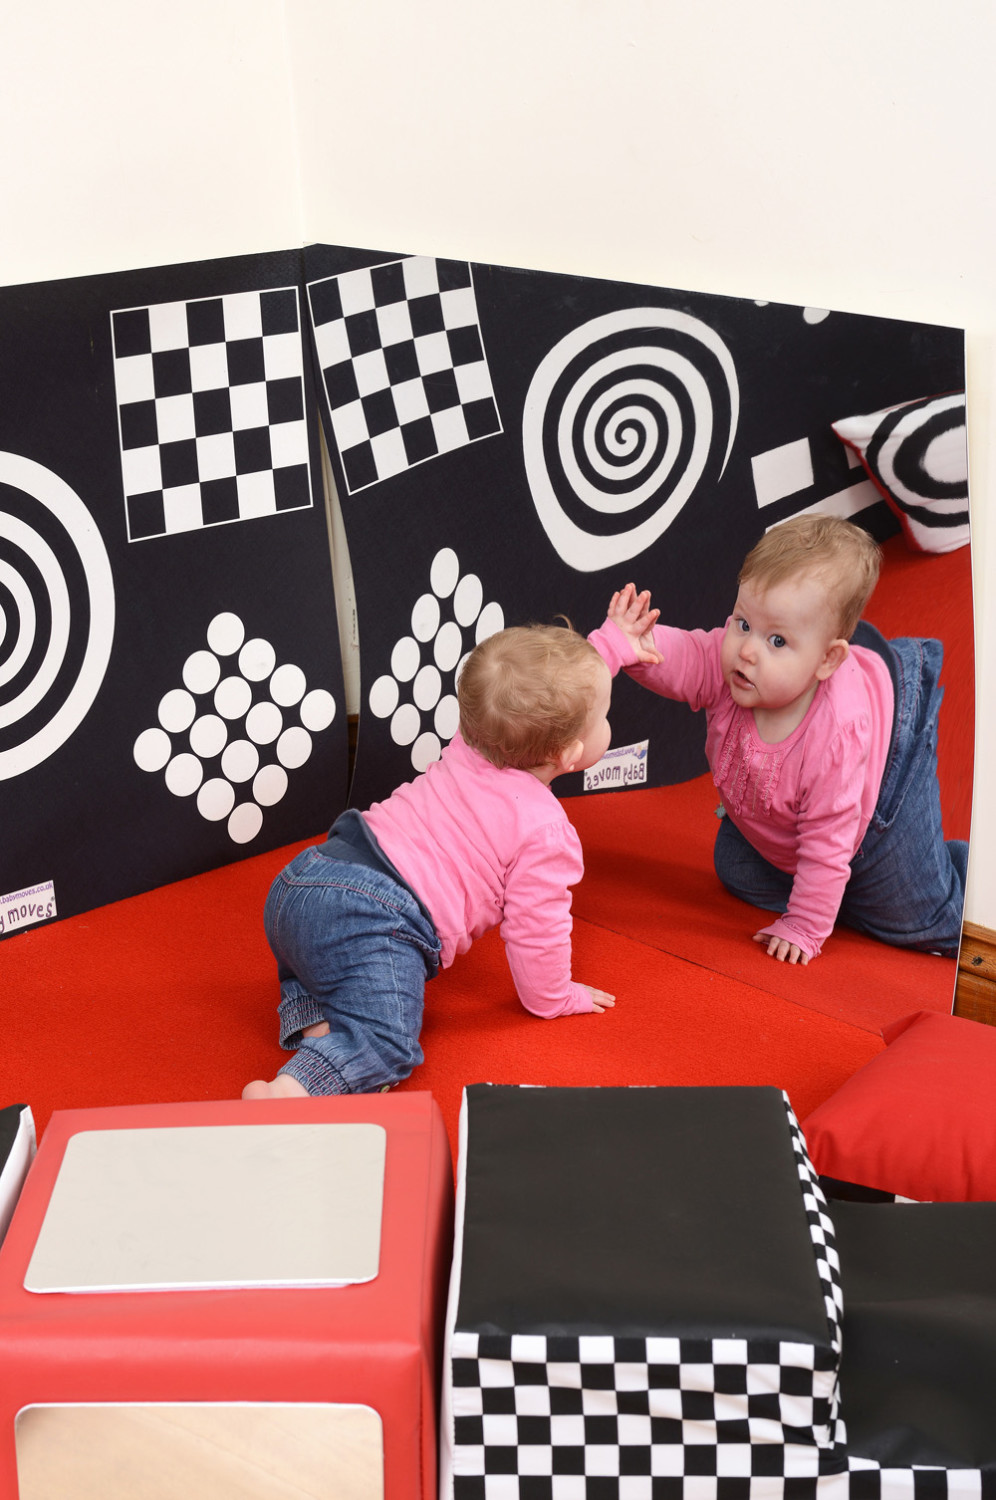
[0,1104,28,1172]
[456,1084,833,1344]
[832,1200,996,1469]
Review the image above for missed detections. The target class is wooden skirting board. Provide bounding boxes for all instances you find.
[955,922,996,1027]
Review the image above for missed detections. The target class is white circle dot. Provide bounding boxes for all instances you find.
[454,573,484,627]
[164,753,203,797]
[277,726,313,768]
[270,663,307,707]
[454,651,471,685]
[197,777,236,822]
[206,612,245,656]
[300,688,336,732]
[369,675,400,719]
[246,701,283,744]
[158,688,196,733]
[411,593,441,642]
[391,636,420,682]
[434,621,463,672]
[391,703,421,746]
[475,601,505,643]
[189,713,228,759]
[239,637,277,681]
[253,764,288,806]
[803,306,831,324]
[413,664,442,711]
[434,694,460,740]
[214,675,253,720]
[221,739,260,783]
[182,650,221,695]
[229,802,263,844]
[430,547,460,598]
[411,731,442,772]
[134,727,172,772]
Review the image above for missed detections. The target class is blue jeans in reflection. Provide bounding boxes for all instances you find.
[263,844,441,1095]
[713,629,968,958]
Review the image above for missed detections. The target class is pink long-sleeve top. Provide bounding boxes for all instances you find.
[589,618,893,958]
[361,731,594,1016]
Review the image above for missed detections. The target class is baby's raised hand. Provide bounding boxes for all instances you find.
[607,583,661,664]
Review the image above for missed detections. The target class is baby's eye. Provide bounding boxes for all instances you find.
[770,634,786,649]
[735,617,749,634]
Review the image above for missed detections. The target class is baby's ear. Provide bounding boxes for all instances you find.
[817,638,850,680]
[556,738,585,775]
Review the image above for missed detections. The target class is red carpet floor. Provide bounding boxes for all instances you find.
[1,538,971,1162]
[2,832,887,1163]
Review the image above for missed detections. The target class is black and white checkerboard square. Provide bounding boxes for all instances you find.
[448,1330,846,1498]
[111,287,314,540]
[783,1097,844,1358]
[307,256,502,493]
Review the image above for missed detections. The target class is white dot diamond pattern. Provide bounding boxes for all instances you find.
[367,547,504,772]
[134,609,337,844]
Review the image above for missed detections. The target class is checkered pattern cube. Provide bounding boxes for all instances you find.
[449,1330,843,1494]
[308,256,502,493]
[111,287,315,540]
[842,1462,994,1500]
[441,1086,848,1500]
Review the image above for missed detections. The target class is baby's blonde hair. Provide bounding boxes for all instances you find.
[739,515,881,639]
[458,624,605,770]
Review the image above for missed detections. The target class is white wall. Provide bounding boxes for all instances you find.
[1,0,301,284]
[3,0,994,924]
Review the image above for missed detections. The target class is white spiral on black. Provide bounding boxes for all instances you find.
[523,308,739,571]
[0,453,115,780]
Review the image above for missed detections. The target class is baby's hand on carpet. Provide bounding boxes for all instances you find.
[583,985,616,1011]
[753,932,810,965]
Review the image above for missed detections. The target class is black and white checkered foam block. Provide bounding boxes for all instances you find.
[442,1086,994,1500]
[441,1086,849,1500]
[307,255,502,494]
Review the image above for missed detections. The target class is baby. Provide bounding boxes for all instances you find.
[243,623,615,1098]
[590,514,967,964]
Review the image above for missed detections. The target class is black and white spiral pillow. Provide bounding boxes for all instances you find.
[832,392,969,553]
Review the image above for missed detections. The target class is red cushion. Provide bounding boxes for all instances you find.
[801,1010,996,1202]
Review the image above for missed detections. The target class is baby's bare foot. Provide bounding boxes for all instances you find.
[302,1021,330,1039]
[242,1074,310,1099]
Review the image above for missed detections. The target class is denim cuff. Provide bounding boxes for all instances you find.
[278,991,325,1050]
[278,1046,350,1096]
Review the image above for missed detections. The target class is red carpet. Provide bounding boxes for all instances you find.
[1,838,885,1163]
[569,775,959,1033]
[0,538,970,1163]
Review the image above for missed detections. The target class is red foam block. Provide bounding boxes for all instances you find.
[0,1093,453,1500]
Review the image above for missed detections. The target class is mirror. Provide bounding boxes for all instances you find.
[309,245,971,1024]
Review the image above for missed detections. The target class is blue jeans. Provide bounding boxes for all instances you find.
[713,631,968,957]
[263,845,441,1095]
